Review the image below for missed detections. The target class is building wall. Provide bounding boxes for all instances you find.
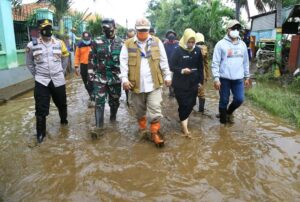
[0,0,18,69]
[251,29,276,44]
[0,53,7,70]
[17,50,26,66]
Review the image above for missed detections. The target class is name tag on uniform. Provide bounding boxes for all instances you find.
[53,49,62,54]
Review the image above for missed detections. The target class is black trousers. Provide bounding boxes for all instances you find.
[80,63,93,98]
[174,86,198,121]
[34,81,67,119]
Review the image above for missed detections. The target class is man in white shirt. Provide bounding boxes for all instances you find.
[120,17,171,146]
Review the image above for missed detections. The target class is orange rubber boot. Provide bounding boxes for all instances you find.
[138,116,147,132]
[150,121,164,146]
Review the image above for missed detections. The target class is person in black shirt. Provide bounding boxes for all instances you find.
[170,28,203,136]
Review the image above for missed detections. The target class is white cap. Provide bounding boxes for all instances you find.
[226,19,241,29]
[135,17,151,30]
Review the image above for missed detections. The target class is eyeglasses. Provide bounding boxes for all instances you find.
[137,29,149,33]
[230,25,241,31]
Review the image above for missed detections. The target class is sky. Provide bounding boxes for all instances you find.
[23,0,262,28]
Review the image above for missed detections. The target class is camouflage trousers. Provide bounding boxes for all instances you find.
[93,82,121,108]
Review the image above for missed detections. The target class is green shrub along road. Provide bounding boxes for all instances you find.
[246,77,300,127]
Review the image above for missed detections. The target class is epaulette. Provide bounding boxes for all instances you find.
[32,37,38,46]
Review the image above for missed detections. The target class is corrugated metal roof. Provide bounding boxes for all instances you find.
[252,13,276,31]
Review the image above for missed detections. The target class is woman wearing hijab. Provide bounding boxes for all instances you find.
[170,28,203,136]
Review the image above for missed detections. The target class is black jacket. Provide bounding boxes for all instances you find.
[170,46,203,90]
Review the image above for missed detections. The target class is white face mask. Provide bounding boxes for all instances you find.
[185,44,195,50]
[229,30,239,38]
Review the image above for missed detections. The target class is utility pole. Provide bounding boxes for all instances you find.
[274,0,282,77]
[235,0,240,21]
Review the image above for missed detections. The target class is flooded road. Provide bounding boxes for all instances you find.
[0,77,300,201]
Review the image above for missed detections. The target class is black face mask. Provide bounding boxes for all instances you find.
[167,34,175,41]
[103,29,115,39]
[41,27,53,37]
[103,23,115,39]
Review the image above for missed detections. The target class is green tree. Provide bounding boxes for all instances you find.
[86,14,102,38]
[274,0,282,77]
[282,0,299,7]
[70,9,92,35]
[190,0,234,45]
[233,0,276,20]
[116,25,127,39]
[146,0,234,46]
[233,0,298,20]
[48,0,73,35]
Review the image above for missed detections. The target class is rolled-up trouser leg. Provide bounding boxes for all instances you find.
[131,92,147,122]
[146,88,163,123]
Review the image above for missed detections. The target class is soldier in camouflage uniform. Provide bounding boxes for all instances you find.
[88,18,123,128]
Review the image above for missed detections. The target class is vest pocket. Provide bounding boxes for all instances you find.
[151,51,160,60]
[156,67,163,84]
[128,57,136,83]
[128,58,137,66]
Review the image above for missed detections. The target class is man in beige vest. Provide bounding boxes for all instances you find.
[120,17,171,147]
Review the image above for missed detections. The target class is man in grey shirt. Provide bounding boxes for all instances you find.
[26,19,69,143]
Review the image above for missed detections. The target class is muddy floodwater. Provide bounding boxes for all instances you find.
[0,77,300,201]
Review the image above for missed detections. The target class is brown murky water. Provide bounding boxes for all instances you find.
[0,77,300,201]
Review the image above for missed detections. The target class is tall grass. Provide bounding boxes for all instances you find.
[246,81,300,127]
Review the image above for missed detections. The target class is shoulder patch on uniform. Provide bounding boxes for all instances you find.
[26,47,30,53]
[95,39,104,44]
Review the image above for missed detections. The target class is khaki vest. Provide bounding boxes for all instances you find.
[124,36,163,93]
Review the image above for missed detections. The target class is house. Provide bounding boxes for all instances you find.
[250,4,300,43]
[0,0,55,102]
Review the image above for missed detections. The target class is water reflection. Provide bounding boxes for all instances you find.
[0,78,299,201]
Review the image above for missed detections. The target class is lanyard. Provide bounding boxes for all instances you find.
[137,38,152,58]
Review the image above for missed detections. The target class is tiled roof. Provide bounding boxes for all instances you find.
[12,2,54,21]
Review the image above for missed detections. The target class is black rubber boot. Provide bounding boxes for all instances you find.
[219,108,227,124]
[125,90,129,106]
[198,98,205,113]
[110,106,119,121]
[36,116,46,143]
[227,103,237,115]
[95,106,104,128]
[59,108,68,125]
[169,86,175,97]
[227,104,236,124]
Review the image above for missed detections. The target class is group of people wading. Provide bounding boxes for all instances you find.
[26,17,250,147]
